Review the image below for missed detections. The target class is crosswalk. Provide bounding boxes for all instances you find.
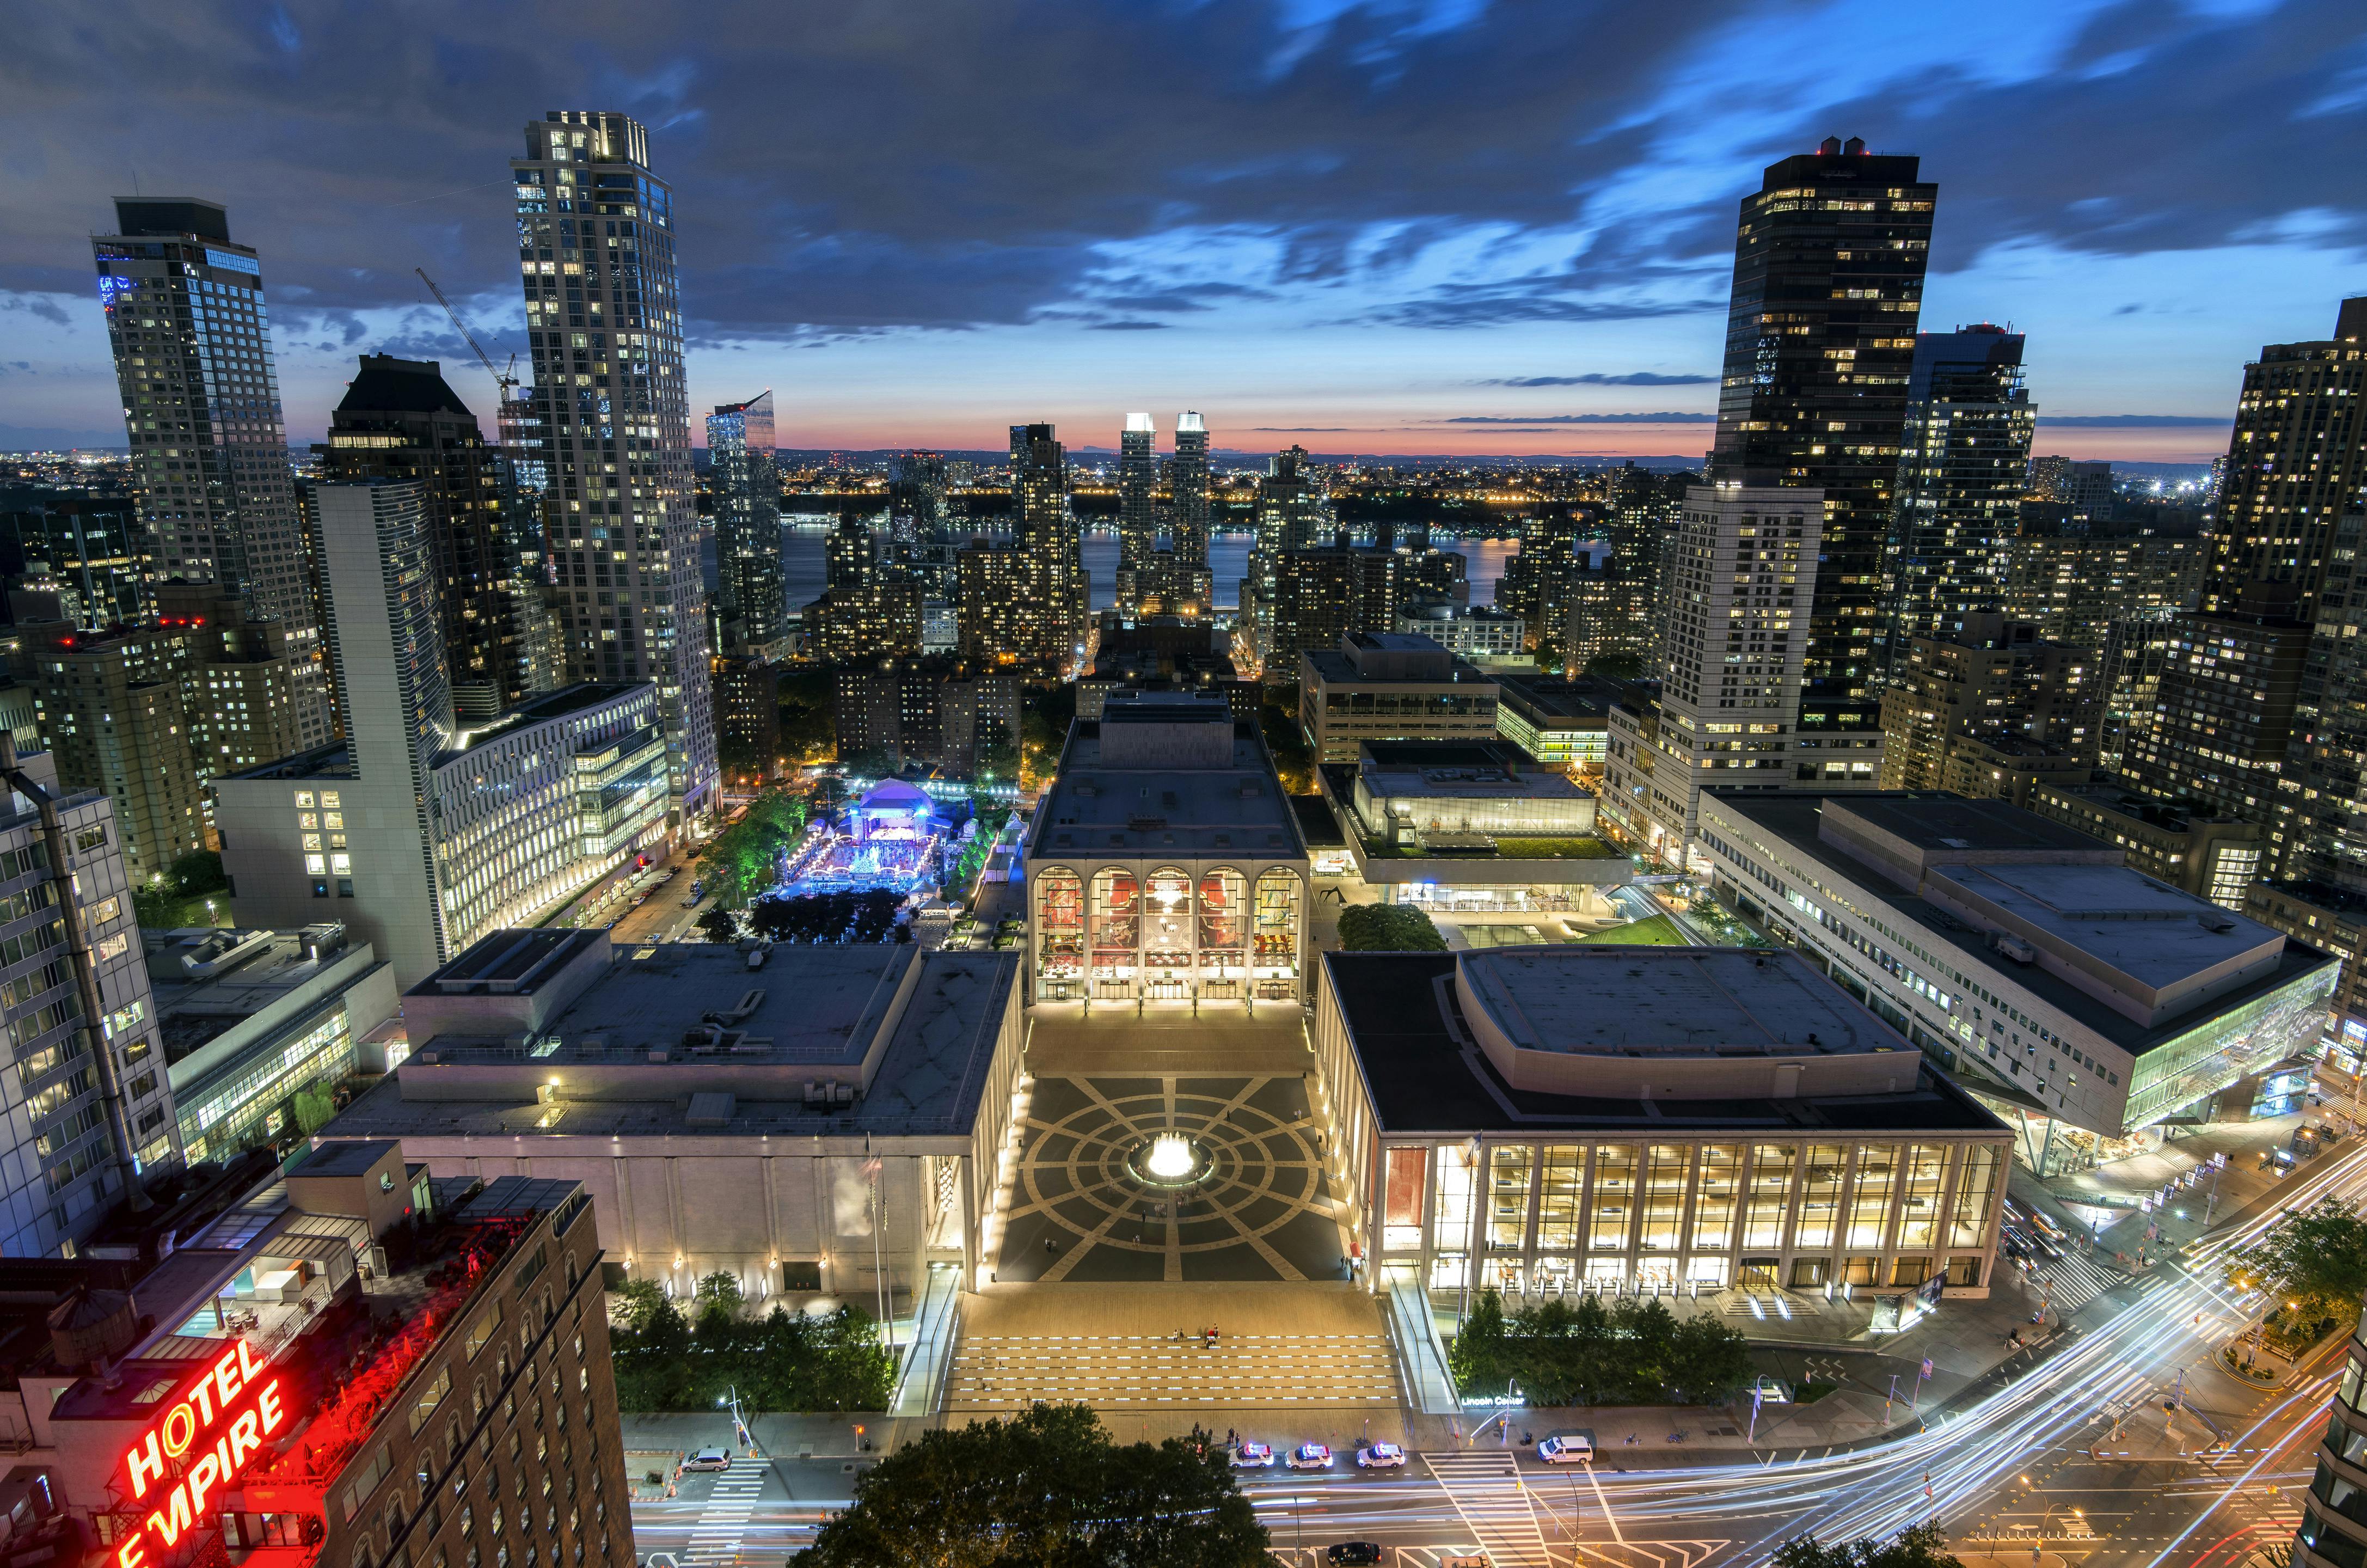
[1420,1450,1553,1567]
[2025,1249,2144,1314]
[947,1330,1400,1411]
[681,1457,765,1568]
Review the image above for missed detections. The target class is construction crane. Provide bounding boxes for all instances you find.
[415,267,518,402]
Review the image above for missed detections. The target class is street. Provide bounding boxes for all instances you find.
[629,1132,2367,1567]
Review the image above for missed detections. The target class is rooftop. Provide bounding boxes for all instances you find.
[1359,740,1584,801]
[1492,672,1621,724]
[1323,951,2004,1138]
[1035,716,1303,857]
[349,944,1021,1140]
[1706,792,2337,1054]
[1927,860,2279,989]
[440,680,651,757]
[1458,946,1888,1058]
[148,925,370,1067]
[1304,647,1495,689]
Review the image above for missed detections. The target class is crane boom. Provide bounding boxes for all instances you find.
[415,267,516,397]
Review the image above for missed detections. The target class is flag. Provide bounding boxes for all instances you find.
[1922,1357,1934,1379]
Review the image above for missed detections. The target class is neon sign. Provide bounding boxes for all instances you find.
[112,1340,288,1568]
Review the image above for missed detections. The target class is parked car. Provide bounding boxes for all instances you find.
[681,1448,732,1472]
[1231,1442,1276,1468]
[1326,1546,1383,1566]
[1287,1443,1333,1470]
[1537,1433,1593,1465]
[1356,1442,1406,1469]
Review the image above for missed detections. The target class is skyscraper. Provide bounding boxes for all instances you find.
[1255,445,1322,552]
[2205,297,2367,623]
[1172,411,1211,568]
[708,390,783,650]
[1602,485,1826,866]
[1118,412,1157,575]
[1009,422,1082,667]
[91,197,332,748]
[320,354,523,722]
[1709,136,1936,756]
[1879,326,2034,675]
[511,109,716,825]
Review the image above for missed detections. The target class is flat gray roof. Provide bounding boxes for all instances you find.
[1036,721,1303,856]
[1302,650,1495,688]
[1461,947,1889,1058]
[1928,861,2281,988]
[336,950,1020,1140]
[1707,793,2338,1057]
[1824,794,2104,857]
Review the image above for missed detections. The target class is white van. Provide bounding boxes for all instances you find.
[1537,1432,1593,1465]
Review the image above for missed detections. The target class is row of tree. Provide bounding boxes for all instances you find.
[1450,1290,1757,1407]
[697,788,812,908]
[1334,902,1447,952]
[610,1277,893,1412]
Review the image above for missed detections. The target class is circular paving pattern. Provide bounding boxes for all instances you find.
[998,1075,1348,1283]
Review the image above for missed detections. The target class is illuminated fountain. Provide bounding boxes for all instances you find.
[1145,1132,1197,1180]
[1126,1128,1213,1189]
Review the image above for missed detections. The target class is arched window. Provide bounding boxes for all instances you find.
[1088,869,1138,980]
[1253,869,1302,990]
[1196,868,1246,966]
[1036,868,1083,988]
[1143,868,1194,973]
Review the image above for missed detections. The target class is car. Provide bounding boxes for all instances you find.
[1537,1434,1593,1465]
[630,894,648,908]
[682,893,704,908]
[1230,1442,1276,1468]
[1287,1443,1333,1470]
[1356,1442,1406,1469]
[1326,1546,1383,1566]
[681,1448,732,1472]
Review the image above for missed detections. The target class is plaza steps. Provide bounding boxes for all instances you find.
[941,1282,1405,1430]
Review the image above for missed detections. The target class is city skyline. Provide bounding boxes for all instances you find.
[7,0,2365,461]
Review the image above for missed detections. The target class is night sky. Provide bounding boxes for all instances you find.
[7,0,2365,463]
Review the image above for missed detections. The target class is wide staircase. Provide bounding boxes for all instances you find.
[943,1282,1403,1434]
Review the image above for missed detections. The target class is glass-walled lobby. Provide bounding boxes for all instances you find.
[1033,862,1304,1003]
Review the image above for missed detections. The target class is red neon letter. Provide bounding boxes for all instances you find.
[187,1374,217,1428]
[184,1454,222,1521]
[211,1345,243,1408]
[115,1539,147,1568]
[236,1339,266,1383]
[145,1487,193,1548]
[124,1429,164,1499]
[159,1402,196,1459]
[227,1408,261,1468]
[255,1379,286,1436]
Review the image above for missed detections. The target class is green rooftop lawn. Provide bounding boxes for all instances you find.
[1576,912,1688,946]
[1489,836,1619,859]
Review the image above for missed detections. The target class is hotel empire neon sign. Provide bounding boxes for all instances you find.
[112,1339,288,1567]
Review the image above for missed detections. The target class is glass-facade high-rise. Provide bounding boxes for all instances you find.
[1118,412,1157,574]
[91,198,332,748]
[1172,411,1211,568]
[510,111,716,824]
[1879,325,2035,675]
[1709,136,1936,756]
[707,390,783,648]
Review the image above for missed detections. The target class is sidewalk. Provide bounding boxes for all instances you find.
[2028,1116,2305,1263]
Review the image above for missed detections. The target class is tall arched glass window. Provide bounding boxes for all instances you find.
[1089,869,1139,989]
[1253,868,1301,995]
[1036,868,1082,998]
[1144,868,1194,976]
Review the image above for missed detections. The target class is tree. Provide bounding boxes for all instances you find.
[1256,685,1314,794]
[2224,1196,2367,1328]
[1335,903,1448,952]
[1449,1287,1508,1396]
[794,1402,1267,1567]
[167,849,227,896]
[695,1270,745,1319]
[1772,1523,1961,1568]
[973,739,1020,788]
[698,787,809,908]
[1583,651,1647,682]
[613,1278,668,1332]
[291,1088,338,1136]
[697,906,743,944]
